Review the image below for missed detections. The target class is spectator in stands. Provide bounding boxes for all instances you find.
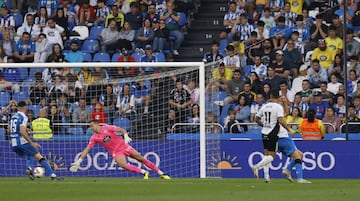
[224,108,242,133]
[115,0,131,15]
[348,69,358,94]
[0,30,15,57]
[229,13,254,43]
[328,53,345,83]
[86,71,106,105]
[165,108,178,133]
[210,62,233,91]
[342,104,360,133]
[251,38,275,67]
[334,1,354,29]
[60,66,76,77]
[132,80,151,114]
[254,20,269,40]
[72,98,91,130]
[183,79,200,105]
[283,39,302,78]
[34,7,48,32]
[299,108,326,140]
[43,18,65,48]
[59,0,78,32]
[261,83,271,101]
[47,43,64,62]
[290,92,309,118]
[135,18,154,50]
[78,0,96,26]
[259,7,275,32]
[115,49,137,78]
[169,79,192,122]
[152,19,169,52]
[348,55,360,77]
[270,49,288,77]
[223,70,244,104]
[333,95,346,118]
[309,91,329,120]
[64,73,83,103]
[100,19,120,52]
[202,40,223,63]
[17,13,40,42]
[99,84,116,124]
[29,72,47,104]
[353,95,360,117]
[345,29,360,57]
[26,109,35,130]
[139,44,158,74]
[318,81,335,106]
[322,107,342,133]
[118,21,135,51]
[93,67,109,80]
[279,80,294,104]
[263,65,285,91]
[325,25,343,54]
[95,0,111,27]
[115,83,136,119]
[78,67,94,88]
[309,14,328,50]
[223,44,240,71]
[307,58,328,88]
[0,4,15,37]
[269,16,292,50]
[34,33,52,63]
[1,100,17,124]
[327,73,342,95]
[145,3,160,23]
[38,0,59,16]
[223,1,240,34]
[285,106,303,133]
[276,1,297,28]
[301,7,314,27]
[125,2,143,31]
[57,93,72,123]
[13,32,35,63]
[0,46,7,63]
[48,104,62,135]
[287,31,305,56]
[298,79,313,103]
[186,103,200,133]
[250,93,265,122]
[48,75,67,99]
[248,72,262,94]
[1,67,20,93]
[65,40,83,62]
[250,55,267,81]
[233,94,250,131]
[105,4,124,29]
[237,81,256,107]
[205,111,220,134]
[91,102,107,124]
[229,34,245,58]
[268,0,283,16]
[54,8,70,39]
[160,0,183,55]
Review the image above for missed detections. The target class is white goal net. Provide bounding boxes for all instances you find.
[0,61,225,178]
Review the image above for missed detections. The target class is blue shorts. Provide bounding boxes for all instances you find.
[12,144,39,157]
[278,137,297,157]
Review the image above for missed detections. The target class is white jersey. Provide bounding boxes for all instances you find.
[256,102,289,137]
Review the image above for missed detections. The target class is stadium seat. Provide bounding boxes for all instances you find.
[111,52,122,62]
[219,103,234,125]
[12,12,23,28]
[93,52,110,62]
[82,52,92,62]
[219,39,228,57]
[12,91,29,102]
[106,0,115,6]
[70,25,89,40]
[82,39,100,54]
[113,117,131,132]
[86,105,94,113]
[18,67,28,81]
[153,52,165,62]
[68,127,85,135]
[88,26,104,40]
[0,91,10,107]
[28,104,42,117]
[28,67,44,78]
[177,12,187,27]
[0,127,6,140]
[131,52,145,62]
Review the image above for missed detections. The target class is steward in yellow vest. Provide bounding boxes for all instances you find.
[32,109,53,139]
[299,108,326,140]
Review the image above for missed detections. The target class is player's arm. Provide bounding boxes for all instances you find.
[278,117,295,135]
[117,127,132,144]
[20,124,40,149]
[255,116,263,127]
[69,145,92,172]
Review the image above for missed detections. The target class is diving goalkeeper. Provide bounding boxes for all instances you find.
[69,119,171,179]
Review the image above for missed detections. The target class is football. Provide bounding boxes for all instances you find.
[33,167,45,178]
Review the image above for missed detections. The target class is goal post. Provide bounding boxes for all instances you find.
[0,61,223,178]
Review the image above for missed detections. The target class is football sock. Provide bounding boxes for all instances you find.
[256,155,274,169]
[39,158,54,176]
[263,163,270,178]
[286,159,296,171]
[124,164,143,174]
[143,159,162,174]
[26,156,35,169]
[294,159,303,179]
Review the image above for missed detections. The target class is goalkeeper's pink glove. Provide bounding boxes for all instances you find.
[124,133,132,144]
[69,158,83,172]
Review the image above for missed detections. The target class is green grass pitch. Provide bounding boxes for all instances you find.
[0,178,359,201]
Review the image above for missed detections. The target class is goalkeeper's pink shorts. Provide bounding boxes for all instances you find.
[112,145,135,159]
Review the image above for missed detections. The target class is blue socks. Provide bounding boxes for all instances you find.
[39,158,54,176]
[294,159,303,179]
[26,156,35,169]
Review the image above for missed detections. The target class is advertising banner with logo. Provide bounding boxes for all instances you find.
[0,140,359,178]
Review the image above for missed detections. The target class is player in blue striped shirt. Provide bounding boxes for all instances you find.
[10,101,62,180]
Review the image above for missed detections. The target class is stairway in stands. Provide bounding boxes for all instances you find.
[173,0,228,62]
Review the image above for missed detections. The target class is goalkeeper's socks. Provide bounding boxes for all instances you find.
[39,158,54,175]
[143,159,160,172]
[124,164,142,173]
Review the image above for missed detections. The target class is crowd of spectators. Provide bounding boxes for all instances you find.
[201,0,360,134]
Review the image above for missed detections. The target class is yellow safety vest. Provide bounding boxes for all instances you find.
[32,118,53,139]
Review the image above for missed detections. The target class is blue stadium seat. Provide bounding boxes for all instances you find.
[18,67,28,81]
[82,39,100,54]
[112,52,122,62]
[93,52,110,62]
[219,39,228,57]
[12,12,23,28]
[131,52,145,62]
[177,12,187,27]
[88,26,104,40]
[28,104,42,117]
[82,52,92,62]
[153,52,165,62]
[0,128,6,140]
[113,117,131,132]
[86,105,94,113]
[12,91,29,102]
[0,91,11,107]
[28,67,44,78]
[68,127,85,135]
[106,0,116,6]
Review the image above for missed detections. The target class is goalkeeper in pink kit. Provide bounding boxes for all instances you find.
[69,119,171,179]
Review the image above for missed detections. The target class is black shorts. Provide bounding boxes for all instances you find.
[262,123,279,152]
